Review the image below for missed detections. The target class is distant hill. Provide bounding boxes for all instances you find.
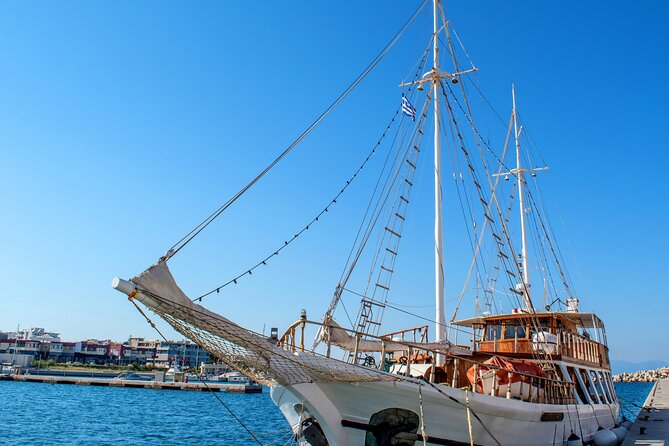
[611,359,669,374]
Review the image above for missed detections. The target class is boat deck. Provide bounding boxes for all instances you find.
[622,378,669,445]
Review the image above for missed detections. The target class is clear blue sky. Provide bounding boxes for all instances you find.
[0,1,666,363]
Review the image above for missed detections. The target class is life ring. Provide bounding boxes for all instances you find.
[398,356,408,364]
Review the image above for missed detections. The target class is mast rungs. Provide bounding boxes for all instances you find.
[484,213,495,224]
[406,160,416,169]
[404,179,413,187]
[375,283,390,291]
[505,269,516,277]
[380,265,394,273]
[395,213,406,221]
[413,145,420,152]
[384,227,401,238]
[385,248,398,256]
[400,196,409,204]
[498,251,509,259]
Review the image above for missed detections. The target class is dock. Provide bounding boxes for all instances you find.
[8,374,263,393]
[622,378,669,445]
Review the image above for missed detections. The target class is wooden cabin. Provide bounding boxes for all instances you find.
[453,312,610,369]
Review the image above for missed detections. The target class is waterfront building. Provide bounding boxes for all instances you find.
[150,341,211,368]
[73,340,111,364]
[109,343,156,366]
[46,342,76,363]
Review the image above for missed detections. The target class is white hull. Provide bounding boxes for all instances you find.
[271,379,618,446]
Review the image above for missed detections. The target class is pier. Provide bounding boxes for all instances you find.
[622,378,669,445]
[7,373,263,393]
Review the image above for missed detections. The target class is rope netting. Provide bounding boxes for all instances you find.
[130,266,400,387]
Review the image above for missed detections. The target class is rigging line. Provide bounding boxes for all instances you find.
[165,0,431,261]
[127,299,263,446]
[364,99,430,300]
[524,187,574,296]
[193,103,407,302]
[526,172,578,297]
[344,94,432,299]
[450,113,515,322]
[338,41,432,286]
[360,99,424,294]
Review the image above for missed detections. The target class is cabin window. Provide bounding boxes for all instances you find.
[579,369,600,403]
[485,325,502,341]
[566,366,588,404]
[592,372,613,403]
[598,371,614,402]
[504,324,527,340]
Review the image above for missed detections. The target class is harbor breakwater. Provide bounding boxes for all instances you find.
[613,367,668,382]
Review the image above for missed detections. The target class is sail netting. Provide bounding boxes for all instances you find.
[129,261,400,386]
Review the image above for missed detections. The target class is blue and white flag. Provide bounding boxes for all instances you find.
[401,95,416,121]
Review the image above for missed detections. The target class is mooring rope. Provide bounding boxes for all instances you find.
[465,388,475,446]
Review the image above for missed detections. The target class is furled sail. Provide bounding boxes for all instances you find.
[321,317,457,354]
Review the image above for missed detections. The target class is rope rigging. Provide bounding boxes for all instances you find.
[162,0,430,262]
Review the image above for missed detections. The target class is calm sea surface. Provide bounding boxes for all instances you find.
[0,380,653,445]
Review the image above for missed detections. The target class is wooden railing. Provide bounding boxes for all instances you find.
[476,329,608,368]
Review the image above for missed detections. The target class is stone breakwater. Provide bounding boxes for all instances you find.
[613,367,669,382]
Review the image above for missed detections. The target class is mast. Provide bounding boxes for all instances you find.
[433,0,446,348]
[512,85,531,304]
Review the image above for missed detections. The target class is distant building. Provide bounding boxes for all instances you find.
[151,341,211,368]
[109,343,156,366]
[7,327,61,342]
[74,340,112,364]
[0,327,213,368]
[200,362,232,376]
[47,342,76,363]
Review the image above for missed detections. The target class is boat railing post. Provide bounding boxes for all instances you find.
[473,364,479,393]
[506,372,513,399]
[326,326,332,358]
[491,370,498,396]
[379,340,386,370]
[514,331,518,353]
[353,334,361,364]
[300,325,305,353]
[452,358,459,388]
[519,375,524,401]
[406,346,413,377]
[429,360,436,383]
[530,377,535,402]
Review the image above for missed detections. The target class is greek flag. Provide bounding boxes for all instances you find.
[401,95,416,121]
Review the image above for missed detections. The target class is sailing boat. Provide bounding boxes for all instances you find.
[112,1,623,445]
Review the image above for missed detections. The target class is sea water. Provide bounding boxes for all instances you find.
[0,380,653,445]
